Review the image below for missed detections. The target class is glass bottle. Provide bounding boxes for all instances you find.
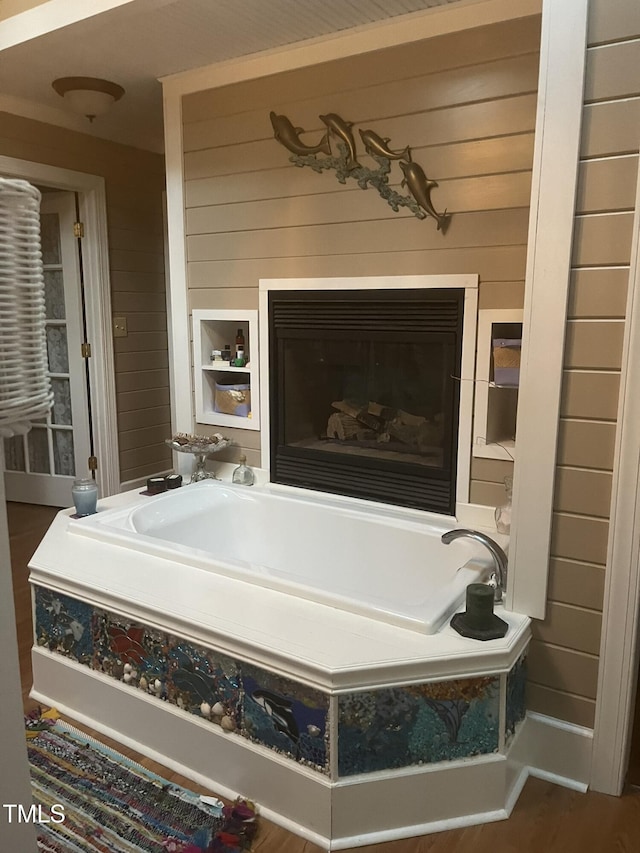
[232,454,255,486]
[495,475,513,534]
[71,477,98,516]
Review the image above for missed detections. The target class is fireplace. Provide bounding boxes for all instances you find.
[266,285,467,515]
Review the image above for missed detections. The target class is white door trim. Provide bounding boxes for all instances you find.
[0,155,119,497]
[589,150,640,795]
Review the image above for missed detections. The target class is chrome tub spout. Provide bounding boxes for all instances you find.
[441,528,507,603]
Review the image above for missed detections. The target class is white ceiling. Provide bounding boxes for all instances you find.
[0,0,473,153]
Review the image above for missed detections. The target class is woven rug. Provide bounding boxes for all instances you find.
[26,710,257,853]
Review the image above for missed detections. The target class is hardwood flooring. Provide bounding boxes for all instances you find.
[8,501,640,852]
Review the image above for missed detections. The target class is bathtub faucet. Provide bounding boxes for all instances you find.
[441,529,507,604]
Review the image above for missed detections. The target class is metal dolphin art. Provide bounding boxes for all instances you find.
[269,108,451,229]
[269,111,331,157]
[319,112,360,170]
[358,128,411,162]
[399,159,449,231]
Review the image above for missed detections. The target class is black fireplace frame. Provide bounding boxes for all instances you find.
[268,288,464,514]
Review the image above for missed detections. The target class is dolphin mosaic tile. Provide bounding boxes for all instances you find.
[34,586,94,664]
[337,676,500,777]
[34,588,523,781]
[240,663,330,773]
[34,587,331,775]
[505,651,528,745]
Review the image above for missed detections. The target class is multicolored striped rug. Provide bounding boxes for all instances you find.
[26,712,257,853]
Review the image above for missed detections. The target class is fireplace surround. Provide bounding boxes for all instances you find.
[259,276,478,516]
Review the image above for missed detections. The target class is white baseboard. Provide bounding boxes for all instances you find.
[510,711,592,792]
[30,650,594,850]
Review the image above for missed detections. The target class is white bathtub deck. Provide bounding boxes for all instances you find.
[29,489,530,691]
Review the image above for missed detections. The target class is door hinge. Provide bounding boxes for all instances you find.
[88,456,98,471]
[81,342,91,358]
[73,221,84,238]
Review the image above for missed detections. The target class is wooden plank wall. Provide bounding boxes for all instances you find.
[526,0,640,728]
[0,113,172,485]
[182,15,541,471]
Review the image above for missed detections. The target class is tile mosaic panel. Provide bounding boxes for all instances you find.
[337,677,500,777]
[34,587,330,775]
[34,587,94,664]
[34,587,522,781]
[505,651,527,745]
[241,663,330,773]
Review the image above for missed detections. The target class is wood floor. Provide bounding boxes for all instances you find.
[8,501,640,853]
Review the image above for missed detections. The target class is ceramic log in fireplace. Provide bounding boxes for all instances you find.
[268,289,464,514]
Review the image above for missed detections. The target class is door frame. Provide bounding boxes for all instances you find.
[590,148,640,795]
[0,155,119,496]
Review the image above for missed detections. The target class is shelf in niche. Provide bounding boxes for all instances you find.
[473,439,516,461]
[202,364,251,373]
[472,309,522,461]
[192,309,259,431]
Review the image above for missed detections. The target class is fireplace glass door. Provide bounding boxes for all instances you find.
[269,289,463,514]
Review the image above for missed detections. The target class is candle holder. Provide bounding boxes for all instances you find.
[165,433,232,483]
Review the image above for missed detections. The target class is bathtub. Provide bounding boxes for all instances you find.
[69,480,493,635]
[32,482,532,848]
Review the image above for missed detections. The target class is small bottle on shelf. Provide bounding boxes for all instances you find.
[234,327,247,366]
[232,454,255,486]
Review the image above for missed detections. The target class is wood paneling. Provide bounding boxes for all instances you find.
[526,682,596,729]
[557,419,616,470]
[551,513,610,565]
[587,0,640,45]
[548,558,606,611]
[576,156,638,214]
[188,246,529,289]
[531,602,602,656]
[572,212,634,267]
[537,18,640,727]
[581,100,640,158]
[118,424,172,452]
[553,468,612,519]
[478,281,525,310]
[568,269,628,319]
[584,41,640,103]
[0,112,170,487]
[187,209,530,262]
[469,480,507,508]
[116,369,171,393]
[184,94,538,180]
[117,388,171,413]
[563,321,625,371]
[118,406,171,432]
[527,639,599,700]
[182,16,541,121]
[560,371,620,420]
[115,350,170,373]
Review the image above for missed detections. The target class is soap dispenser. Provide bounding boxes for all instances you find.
[232,454,255,486]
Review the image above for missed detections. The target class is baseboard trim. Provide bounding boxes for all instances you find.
[30,651,594,849]
[512,711,593,790]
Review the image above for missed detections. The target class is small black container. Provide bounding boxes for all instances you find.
[146,476,167,495]
[450,583,508,641]
[165,473,183,489]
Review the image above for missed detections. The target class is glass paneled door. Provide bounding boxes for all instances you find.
[3,191,92,506]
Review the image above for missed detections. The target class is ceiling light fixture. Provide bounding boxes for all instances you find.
[52,77,125,122]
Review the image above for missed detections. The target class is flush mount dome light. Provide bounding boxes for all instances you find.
[52,77,125,122]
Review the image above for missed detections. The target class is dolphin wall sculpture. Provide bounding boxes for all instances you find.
[270,110,449,230]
